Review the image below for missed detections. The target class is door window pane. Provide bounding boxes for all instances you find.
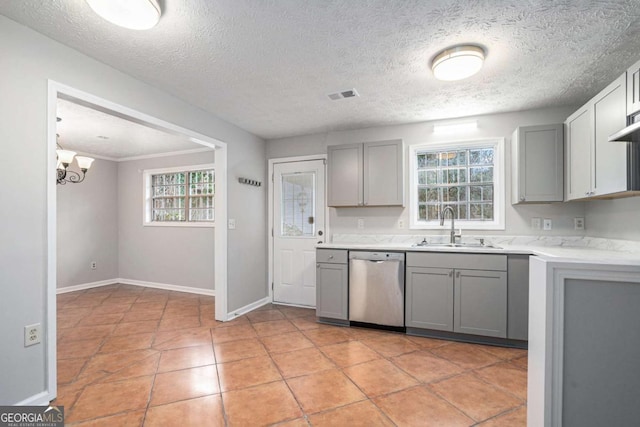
[281,172,316,237]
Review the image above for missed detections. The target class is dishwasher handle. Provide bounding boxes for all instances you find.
[349,251,405,262]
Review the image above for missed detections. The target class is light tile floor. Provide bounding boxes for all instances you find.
[54,284,528,426]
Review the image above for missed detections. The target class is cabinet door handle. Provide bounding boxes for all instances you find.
[520,196,525,202]
[328,255,334,259]
[316,264,320,268]
[456,271,460,278]
[448,270,453,277]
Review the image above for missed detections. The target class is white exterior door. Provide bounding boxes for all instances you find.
[273,160,325,306]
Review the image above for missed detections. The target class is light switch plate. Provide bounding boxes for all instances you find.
[531,218,541,229]
[357,218,364,229]
[228,219,236,229]
[543,218,552,230]
[574,217,585,230]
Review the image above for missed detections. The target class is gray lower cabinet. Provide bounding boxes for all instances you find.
[405,267,454,331]
[454,269,507,338]
[507,255,530,340]
[405,252,508,339]
[316,249,348,320]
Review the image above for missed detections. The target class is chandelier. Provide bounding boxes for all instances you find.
[56,118,95,184]
[56,144,94,184]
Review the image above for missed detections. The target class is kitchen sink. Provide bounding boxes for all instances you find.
[411,242,502,249]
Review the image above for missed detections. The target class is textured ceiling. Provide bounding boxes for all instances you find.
[3,1,640,139]
[56,99,205,159]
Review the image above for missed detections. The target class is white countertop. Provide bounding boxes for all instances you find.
[317,241,640,266]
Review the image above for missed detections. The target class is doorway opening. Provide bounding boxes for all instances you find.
[46,80,228,403]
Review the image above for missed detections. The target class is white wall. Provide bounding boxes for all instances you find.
[585,197,640,240]
[267,107,586,239]
[0,16,266,405]
[57,159,118,288]
[118,152,216,290]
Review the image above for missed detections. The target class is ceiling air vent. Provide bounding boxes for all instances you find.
[328,89,360,100]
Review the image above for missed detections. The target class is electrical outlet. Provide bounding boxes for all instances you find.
[398,219,404,229]
[543,218,552,230]
[357,218,364,229]
[531,218,541,230]
[24,323,41,347]
[90,261,97,270]
[228,219,236,229]
[574,217,585,230]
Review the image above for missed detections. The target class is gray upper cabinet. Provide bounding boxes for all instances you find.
[593,74,627,195]
[327,143,363,207]
[565,105,593,200]
[327,139,404,207]
[565,73,627,200]
[363,140,404,206]
[627,58,640,117]
[511,124,564,204]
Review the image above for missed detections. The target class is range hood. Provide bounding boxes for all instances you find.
[609,120,640,142]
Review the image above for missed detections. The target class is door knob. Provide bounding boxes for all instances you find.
[318,230,323,236]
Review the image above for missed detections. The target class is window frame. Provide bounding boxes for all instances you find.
[142,163,215,228]
[409,138,505,230]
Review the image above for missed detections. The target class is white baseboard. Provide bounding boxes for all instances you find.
[117,278,215,296]
[226,296,271,320]
[56,279,118,294]
[56,278,215,296]
[15,390,52,406]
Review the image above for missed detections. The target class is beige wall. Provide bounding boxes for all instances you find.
[585,197,640,240]
[268,106,587,240]
[118,151,216,290]
[57,159,119,288]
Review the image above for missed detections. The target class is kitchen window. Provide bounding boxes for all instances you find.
[143,164,215,227]
[409,139,504,230]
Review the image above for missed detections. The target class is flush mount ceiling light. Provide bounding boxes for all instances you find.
[85,0,161,30]
[431,45,485,81]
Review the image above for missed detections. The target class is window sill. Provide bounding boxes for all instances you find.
[143,221,215,228]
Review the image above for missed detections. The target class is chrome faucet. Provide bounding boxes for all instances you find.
[440,205,461,244]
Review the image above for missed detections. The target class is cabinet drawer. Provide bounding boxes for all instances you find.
[406,252,506,271]
[317,249,348,264]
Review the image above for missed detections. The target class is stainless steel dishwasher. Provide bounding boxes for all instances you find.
[349,251,405,329]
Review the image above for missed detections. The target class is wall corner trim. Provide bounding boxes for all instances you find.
[226,297,271,320]
[14,391,52,406]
